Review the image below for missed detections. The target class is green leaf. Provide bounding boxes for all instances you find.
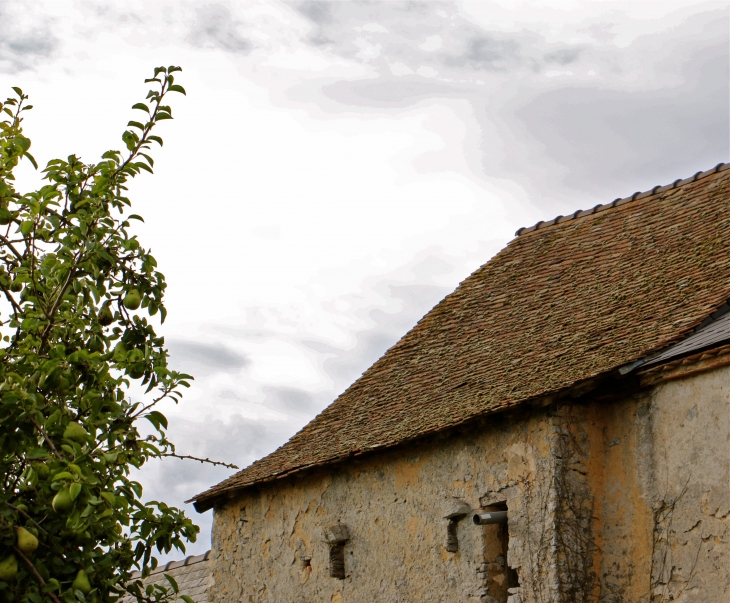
[51,471,74,481]
[168,85,186,95]
[24,152,38,169]
[164,574,179,593]
[132,102,150,113]
[69,482,82,500]
[145,411,168,430]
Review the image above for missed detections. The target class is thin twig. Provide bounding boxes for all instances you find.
[28,416,63,461]
[159,453,238,469]
[14,546,62,603]
[5,502,48,536]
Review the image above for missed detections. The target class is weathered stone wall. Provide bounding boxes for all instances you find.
[210,409,564,603]
[208,364,729,603]
[594,365,730,602]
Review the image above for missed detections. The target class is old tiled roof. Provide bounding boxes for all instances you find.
[124,551,212,603]
[192,163,730,511]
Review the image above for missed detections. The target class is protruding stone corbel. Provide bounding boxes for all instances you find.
[324,524,350,579]
[443,500,471,553]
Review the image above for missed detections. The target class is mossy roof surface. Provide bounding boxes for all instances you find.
[193,165,730,510]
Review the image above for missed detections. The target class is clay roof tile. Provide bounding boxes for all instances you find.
[191,164,730,510]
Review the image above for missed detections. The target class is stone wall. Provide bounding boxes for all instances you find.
[211,408,559,603]
[594,364,730,602]
[208,365,729,602]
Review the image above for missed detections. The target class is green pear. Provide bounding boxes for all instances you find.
[123,289,141,310]
[0,555,17,581]
[15,526,38,554]
[63,422,89,442]
[52,487,73,514]
[113,342,128,362]
[88,335,104,353]
[72,569,91,594]
[98,304,114,326]
[126,364,145,379]
[35,463,50,479]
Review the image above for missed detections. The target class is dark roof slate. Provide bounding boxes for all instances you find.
[192,165,730,510]
[643,307,730,367]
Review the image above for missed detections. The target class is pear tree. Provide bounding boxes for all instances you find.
[0,67,233,603]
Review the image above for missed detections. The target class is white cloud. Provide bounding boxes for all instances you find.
[390,61,415,76]
[419,34,443,51]
[358,22,389,33]
[417,65,439,78]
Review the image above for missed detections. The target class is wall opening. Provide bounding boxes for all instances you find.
[443,499,471,553]
[446,518,460,552]
[324,523,350,580]
[475,502,518,603]
[329,543,346,579]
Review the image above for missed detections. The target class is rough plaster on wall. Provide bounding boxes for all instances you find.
[645,366,730,602]
[210,411,560,603]
[208,364,729,602]
[593,364,730,602]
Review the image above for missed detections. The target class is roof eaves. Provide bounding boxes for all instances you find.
[129,550,211,579]
[515,163,730,237]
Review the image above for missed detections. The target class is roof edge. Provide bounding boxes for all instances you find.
[189,373,610,510]
[515,163,730,237]
[191,291,730,510]
[129,550,211,579]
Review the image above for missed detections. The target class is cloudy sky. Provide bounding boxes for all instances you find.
[2,0,728,559]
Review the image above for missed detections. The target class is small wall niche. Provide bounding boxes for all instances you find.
[443,499,471,553]
[324,524,350,580]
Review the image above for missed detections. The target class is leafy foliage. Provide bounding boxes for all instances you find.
[0,67,229,603]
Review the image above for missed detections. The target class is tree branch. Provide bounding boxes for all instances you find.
[14,546,62,603]
[159,453,238,469]
[28,416,63,461]
[6,502,48,536]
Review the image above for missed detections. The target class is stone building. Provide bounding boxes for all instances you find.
[190,164,730,603]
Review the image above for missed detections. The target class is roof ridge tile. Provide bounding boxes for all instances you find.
[515,162,729,236]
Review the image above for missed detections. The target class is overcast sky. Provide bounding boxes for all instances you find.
[2,0,728,559]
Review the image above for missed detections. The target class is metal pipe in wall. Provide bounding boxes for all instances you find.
[472,511,508,525]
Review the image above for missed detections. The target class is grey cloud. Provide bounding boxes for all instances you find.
[187,4,253,54]
[459,35,522,71]
[0,4,59,72]
[166,339,249,377]
[319,282,450,389]
[544,47,583,65]
[218,385,324,416]
[296,0,334,24]
[260,385,324,415]
[508,12,729,208]
[286,0,583,77]
[282,3,727,213]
